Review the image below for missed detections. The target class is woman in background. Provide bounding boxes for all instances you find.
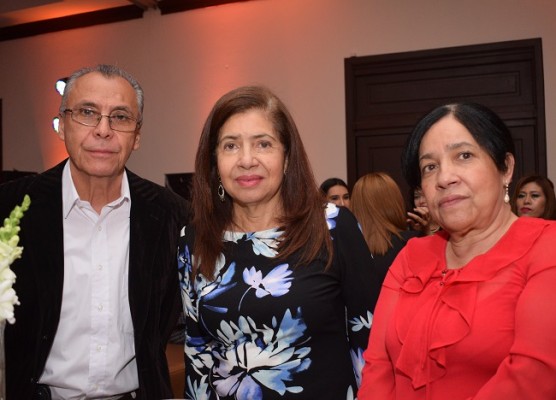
[511,175,556,220]
[179,86,381,400]
[359,102,556,399]
[406,187,441,235]
[320,177,351,208]
[351,172,420,284]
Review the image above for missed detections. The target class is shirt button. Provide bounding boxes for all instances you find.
[98,304,103,311]
[97,264,103,270]
[97,226,102,231]
[97,345,102,352]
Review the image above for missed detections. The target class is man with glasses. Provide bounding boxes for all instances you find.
[0,64,189,399]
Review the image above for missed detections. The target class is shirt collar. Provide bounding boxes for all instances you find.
[62,160,131,218]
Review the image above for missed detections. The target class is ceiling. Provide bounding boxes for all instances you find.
[0,0,251,41]
[0,0,157,28]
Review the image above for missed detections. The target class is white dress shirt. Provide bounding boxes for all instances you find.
[40,161,138,400]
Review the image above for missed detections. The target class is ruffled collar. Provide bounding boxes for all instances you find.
[393,217,553,389]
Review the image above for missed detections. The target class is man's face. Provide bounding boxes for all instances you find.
[58,72,141,183]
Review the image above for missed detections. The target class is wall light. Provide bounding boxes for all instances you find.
[55,77,68,96]
[53,77,68,132]
[52,117,60,133]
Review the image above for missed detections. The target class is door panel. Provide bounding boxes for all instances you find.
[345,38,545,200]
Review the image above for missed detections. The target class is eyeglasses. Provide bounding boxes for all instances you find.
[62,108,140,132]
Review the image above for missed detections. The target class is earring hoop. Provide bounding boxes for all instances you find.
[218,179,225,202]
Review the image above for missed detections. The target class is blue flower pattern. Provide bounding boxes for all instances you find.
[239,263,293,309]
[179,204,377,399]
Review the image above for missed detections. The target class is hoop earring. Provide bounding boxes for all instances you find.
[218,179,226,202]
[504,183,510,204]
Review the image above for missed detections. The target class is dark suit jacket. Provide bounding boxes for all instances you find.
[0,161,189,400]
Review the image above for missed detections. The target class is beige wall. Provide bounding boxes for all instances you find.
[1,0,555,186]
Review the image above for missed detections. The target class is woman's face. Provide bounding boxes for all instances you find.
[326,185,350,208]
[516,182,546,218]
[413,188,427,208]
[216,109,286,211]
[418,115,513,234]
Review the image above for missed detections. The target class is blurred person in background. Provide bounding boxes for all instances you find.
[351,172,420,284]
[407,186,441,235]
[320,177,351,209]
[511,175,556,220]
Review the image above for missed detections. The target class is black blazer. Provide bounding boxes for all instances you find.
[0,161,189,400]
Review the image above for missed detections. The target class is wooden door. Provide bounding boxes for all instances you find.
[345,38,546,200]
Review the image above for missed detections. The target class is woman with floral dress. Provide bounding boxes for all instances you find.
[178,86,381,399]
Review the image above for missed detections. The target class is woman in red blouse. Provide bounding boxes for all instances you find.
[359,103,556,399]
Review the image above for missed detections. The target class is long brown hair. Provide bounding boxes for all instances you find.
[350,172,407,255]
[192,86,332,279]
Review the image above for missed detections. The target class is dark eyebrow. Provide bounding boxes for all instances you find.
[446,141,475,151]
[217,134,239,143]
[419,141,475,162]
[218,133,277,143]
[253,133,277,140]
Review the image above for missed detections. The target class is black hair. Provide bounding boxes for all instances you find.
[319,177,349,195]
[402,103,515,190]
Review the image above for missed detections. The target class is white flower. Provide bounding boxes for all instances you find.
[349,310,373,332]
[0,281,19,323]
[0,238,21,270]
[0,195,30,324]
[242,264,293,298]
[325,203,339,230]
[211,309,312,397]
[239,264,293,310]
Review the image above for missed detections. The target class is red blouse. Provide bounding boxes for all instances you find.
[359,217,556,400]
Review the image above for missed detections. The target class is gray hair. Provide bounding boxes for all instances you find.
[59,64,144,124]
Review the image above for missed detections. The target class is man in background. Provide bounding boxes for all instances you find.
[0,64,188,399]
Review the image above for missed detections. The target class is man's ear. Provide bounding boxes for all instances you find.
[57,117,65,141]
[133,132,141,150]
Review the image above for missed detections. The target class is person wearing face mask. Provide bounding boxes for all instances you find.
[320,177,351,209]
[511,175,556,220]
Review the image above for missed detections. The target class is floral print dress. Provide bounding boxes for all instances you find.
[178,204,381,399]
